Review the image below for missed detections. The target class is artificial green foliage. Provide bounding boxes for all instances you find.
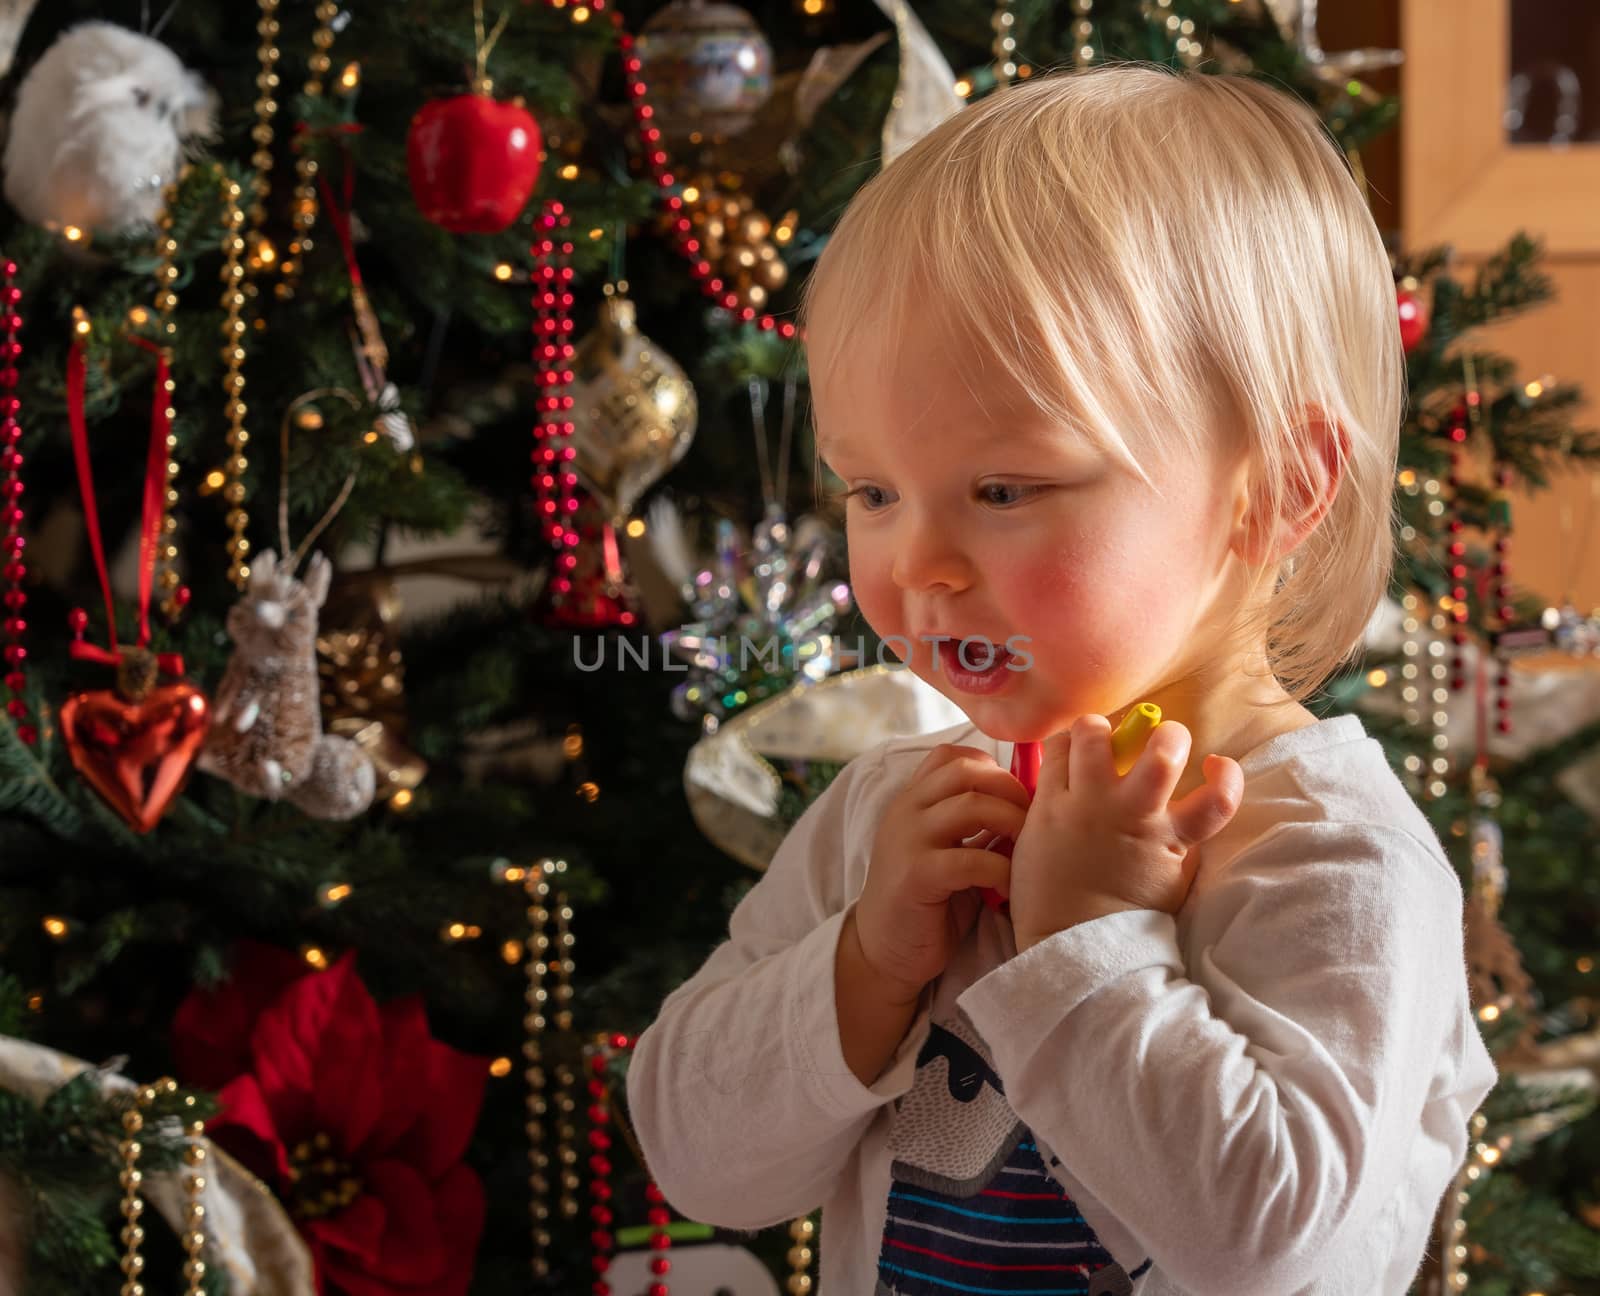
[0,1073,222,1296]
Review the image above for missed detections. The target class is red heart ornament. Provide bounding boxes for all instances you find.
[60,681,210,833]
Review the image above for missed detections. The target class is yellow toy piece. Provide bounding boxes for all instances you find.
[1110,702,1162,775]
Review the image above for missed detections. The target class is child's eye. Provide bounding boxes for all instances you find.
[978,482,1039,507]
[843,485,894,511]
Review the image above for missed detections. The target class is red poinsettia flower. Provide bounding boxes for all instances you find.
[172,942,488,1296]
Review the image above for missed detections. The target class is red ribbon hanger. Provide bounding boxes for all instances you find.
[65,337,185,678]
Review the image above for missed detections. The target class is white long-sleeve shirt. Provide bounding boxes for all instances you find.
[626,713,1498,1295]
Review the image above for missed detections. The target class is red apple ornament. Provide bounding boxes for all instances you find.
[407,87,543,234]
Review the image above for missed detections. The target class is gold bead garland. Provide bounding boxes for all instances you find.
[278,1,340,302]
[247,0,285,260]
[511,854,820,1291]
[119,1077,209,1296]
[214,171,253,589]
[788,1215,817,1293]
[525,857,578,1280]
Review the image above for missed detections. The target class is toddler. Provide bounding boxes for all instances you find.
[627,62,1497,1295]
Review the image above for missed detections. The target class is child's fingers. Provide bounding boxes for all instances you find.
[933,847,1014,899]
[927,790,1029,846]
[920,757,1031,812]
[1037,729,1072,791]
[1122,720,1191,809]
[1067,714,1115,789]
[1168,754,1244,846]
[913,743,997,782]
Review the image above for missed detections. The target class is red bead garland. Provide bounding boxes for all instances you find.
[0,259,29,746]
[531,201,581,595]
[588,1046,617,1294]
[584,1031,675,1296]
[539,0,798,338]
[1446,430,1468,694]
[1491,462,1514,735]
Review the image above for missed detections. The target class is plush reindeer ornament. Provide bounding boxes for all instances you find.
[199,549,375,820]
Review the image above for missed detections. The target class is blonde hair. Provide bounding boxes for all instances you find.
[799,62,1404,703]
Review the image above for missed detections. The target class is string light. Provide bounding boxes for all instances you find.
[991,1,1017,87]
[1072,0,1095,66]
[491,859,530,884]
[301,945,329,969]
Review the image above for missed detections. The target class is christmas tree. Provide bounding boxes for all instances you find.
[0,0,1596,1292]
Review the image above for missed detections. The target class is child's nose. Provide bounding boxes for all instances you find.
[890,517,973,592]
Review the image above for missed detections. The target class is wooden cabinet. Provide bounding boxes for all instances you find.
[1401,0,1600,610]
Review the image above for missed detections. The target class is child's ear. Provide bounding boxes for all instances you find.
[1231,406,1348,567]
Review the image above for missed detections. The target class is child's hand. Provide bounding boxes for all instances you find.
[1008,715,1244,954]
[854,745,1030,1004]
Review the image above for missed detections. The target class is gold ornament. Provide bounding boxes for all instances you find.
[315,568,428,803]
[569,281,697,523]
[670,174,791,321]
[635,0,774,143]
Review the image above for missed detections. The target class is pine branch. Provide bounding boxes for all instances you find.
[0,713,82,841]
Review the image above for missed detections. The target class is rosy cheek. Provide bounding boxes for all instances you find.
[847,545,901,636]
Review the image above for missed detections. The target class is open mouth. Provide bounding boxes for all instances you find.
[933,638,1018,695]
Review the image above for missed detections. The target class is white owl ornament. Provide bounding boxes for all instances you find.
[3,21,215,235]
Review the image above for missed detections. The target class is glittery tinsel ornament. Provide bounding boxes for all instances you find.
[652,499,853,732]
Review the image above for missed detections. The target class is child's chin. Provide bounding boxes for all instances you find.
[949,696,1060,745]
